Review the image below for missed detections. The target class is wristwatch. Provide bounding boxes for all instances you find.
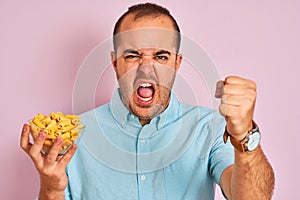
[223,121,261,152]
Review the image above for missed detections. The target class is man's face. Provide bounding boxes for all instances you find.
[111,14,182,122]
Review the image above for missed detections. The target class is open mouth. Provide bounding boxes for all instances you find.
[136,82,155,104]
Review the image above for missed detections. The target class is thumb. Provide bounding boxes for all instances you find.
[215,80,224,98]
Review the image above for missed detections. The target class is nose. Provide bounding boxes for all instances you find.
[138,63,154,75]
[138,55,155,74]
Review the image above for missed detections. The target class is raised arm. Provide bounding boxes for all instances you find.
[215,76,275,200]
[20,124,77,200]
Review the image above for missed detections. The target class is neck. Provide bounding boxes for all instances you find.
[139,118,151,126]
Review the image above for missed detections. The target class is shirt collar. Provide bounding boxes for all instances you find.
[110,88,131,127]
[110,88,181,129]
[156,92,181,129]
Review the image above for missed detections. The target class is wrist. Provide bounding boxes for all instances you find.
[39,186,65,200]
[226,129,248,142]
[224,121,261,153]
[227,121,253,141]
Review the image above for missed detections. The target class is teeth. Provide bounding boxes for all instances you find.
[139,96,153,101]
[139,83,152,87]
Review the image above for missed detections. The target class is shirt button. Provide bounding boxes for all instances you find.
[122,121,126,128]
[140,139,145,144]
[141,175,146,181]
[131,114,135,119]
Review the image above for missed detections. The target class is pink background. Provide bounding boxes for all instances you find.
[1,0,299,199]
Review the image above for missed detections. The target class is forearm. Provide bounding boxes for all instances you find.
[38,185,65,200]
[231,145,275,200]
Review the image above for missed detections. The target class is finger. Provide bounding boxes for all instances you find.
[44,137,63,166]
[215,80,224,98]
[28,131,46,162]
[58,144,77,168]
[20,124,32,153]
[56,155,64,162]
[223,84,247,96]
[225,76,257,90]
[219,103,240,117]
[225,76,248,85]
[221,95,244,106]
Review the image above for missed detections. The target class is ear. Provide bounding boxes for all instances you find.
[110,51,117,72]
[175,54,182,72]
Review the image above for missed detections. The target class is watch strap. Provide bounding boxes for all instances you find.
[223,121,258,152]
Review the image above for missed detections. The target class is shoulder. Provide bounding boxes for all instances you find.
[180,102,223,123]
[179,102,226,140]
[80,103,110,117]
[77,103,114,128]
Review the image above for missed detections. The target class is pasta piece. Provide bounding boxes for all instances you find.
[41,117,52,126]
[58,119,72,128]
[49,112,56,120]
[61,132,71,140]
[56,112,64,116]
[36,113,47,121]
[62,125,74,133]
[45,120,56,130]
[71,135,79,140]
[55,130,62,136]
[71,119,80,125]
[46,133,56,140]
[70,129,79,136]
[77,124,85,129]
[44,139,53,146]
[33,118,45,129]
[66,114,80,119]
[48,125,58,134]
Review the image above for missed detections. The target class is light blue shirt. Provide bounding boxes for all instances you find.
[65,89,234,200]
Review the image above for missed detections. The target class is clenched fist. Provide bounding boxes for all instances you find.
[215,76,257,141]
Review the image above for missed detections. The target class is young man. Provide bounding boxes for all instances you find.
[20,3,274,200]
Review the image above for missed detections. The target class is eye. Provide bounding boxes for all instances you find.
[124,54,141,60]
[155,55,169,61]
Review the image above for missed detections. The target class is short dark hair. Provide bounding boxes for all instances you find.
[113,3,181,53]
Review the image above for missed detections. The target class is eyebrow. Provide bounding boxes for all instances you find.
[154,50,171,56]
[122,49,171,55]
[122,49,139,55]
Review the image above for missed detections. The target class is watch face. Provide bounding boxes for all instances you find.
[247,131,261,151]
